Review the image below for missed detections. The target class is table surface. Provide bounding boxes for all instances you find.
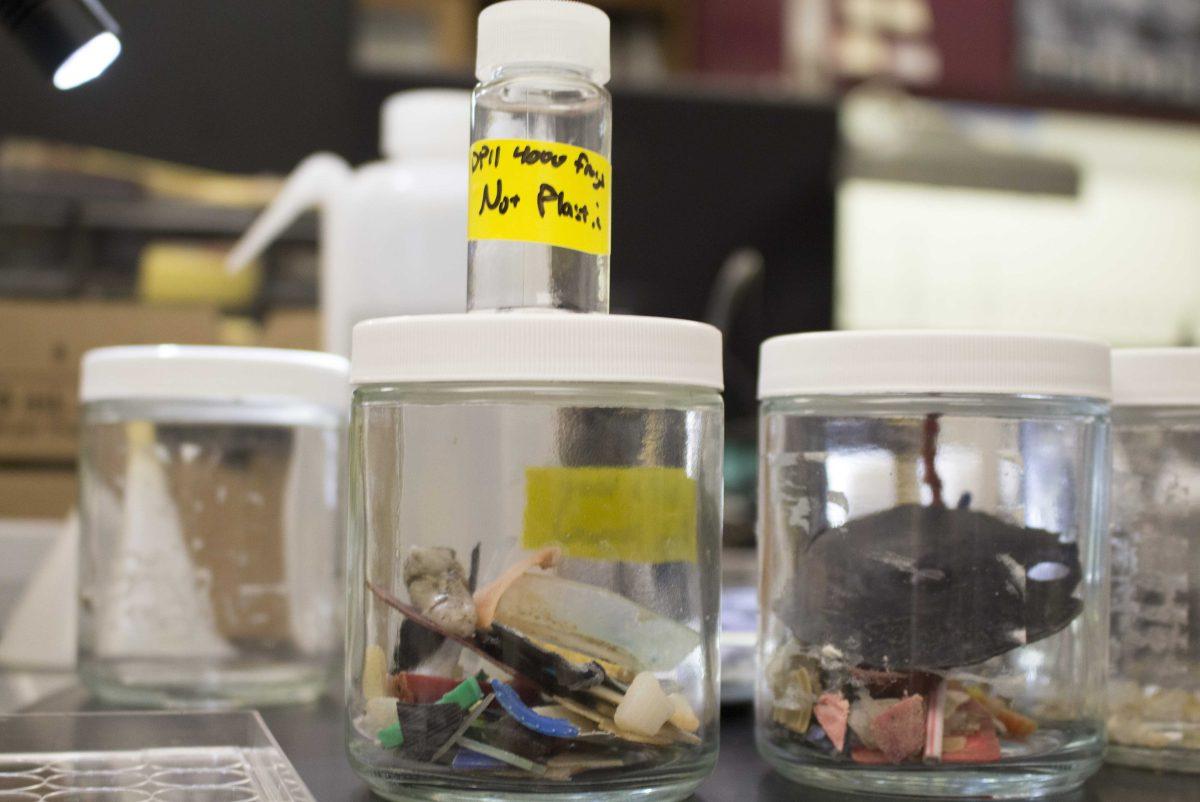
[19,681,1200,802]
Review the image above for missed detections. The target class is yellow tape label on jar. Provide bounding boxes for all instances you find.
[469,138,611,256]
[521,466,697,564]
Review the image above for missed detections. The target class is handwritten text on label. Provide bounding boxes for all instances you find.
[468,139,611,256]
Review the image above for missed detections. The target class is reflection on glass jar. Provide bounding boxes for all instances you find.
[77,346,349,708]
[1108,349,1200,773]
[755,332,1111,799]
[345,314,722,802]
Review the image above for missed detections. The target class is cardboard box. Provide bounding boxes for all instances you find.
[261,308,321,351]
[0,300,219,462]
[0,466,76,518]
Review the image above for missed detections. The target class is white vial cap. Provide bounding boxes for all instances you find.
[1112,348,1200,407]
[81,345,350,409]
[476,0,611,85]
[351,314,722,389]
[381,89,472,161]
[758,330,1111,400]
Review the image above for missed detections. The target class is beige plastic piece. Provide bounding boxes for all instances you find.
[613,672,674,737]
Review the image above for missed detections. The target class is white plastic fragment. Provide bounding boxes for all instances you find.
[614,672,675,737]
[365,696,399,733]
[668,692,700,733]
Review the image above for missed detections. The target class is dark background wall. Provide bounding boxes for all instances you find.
[0,0,836,417]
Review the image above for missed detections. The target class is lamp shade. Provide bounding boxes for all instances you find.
[0,0,121,89]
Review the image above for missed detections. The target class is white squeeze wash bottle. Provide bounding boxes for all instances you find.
[228,90,471,356]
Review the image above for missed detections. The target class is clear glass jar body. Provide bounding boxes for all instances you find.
[469,66,611,313]
[346,383,721,802]
[78,398,345,708]
[756,394,1110,798]
[1108,406,1200,772]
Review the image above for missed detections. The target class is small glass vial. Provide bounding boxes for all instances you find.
[468,0,612,313]
[346,314,721,801]
[1108,349,1200,772]
[755,331,1111,798]
[77,346,349,707]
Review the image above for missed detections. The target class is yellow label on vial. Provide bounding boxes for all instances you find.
[469,138,611,256]
[522,466,697,564]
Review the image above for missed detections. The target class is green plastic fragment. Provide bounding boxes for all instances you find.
[438,676,483,710]
[378,722,404,749]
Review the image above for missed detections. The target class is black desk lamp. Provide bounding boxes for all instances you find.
[0,0,120,89]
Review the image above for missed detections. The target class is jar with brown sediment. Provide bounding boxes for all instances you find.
[345,314,723,802]
[755,331,1112,798]
[77,346,349,708]
[1108,349,1200,773]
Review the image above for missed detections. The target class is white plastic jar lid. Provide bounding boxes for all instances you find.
[81,345,351,409]
[1112,348,1200,407]
[758,330,1111,400]
[476,0,611,84]
[350,313,722,389]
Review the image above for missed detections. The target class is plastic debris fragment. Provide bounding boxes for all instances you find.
[491,679,580,738]
[395,672,463,704]
[781,504,1084,668]
[813,692,849,752]
[494,572,701,671]
[451,748,507,771]
[871,694,926,763]
[363,644,387,700]
[942,728,1001,763]
[393,702,470,761]
[668,693,700,733]
[404,546,478,638]
[456,736,547,776]
[365,696,400,733]
[773,665,816,734]
[924,680,947,763]
[614,672,674,737]
[966,686,1037,739]
[477,624,605,694]
[378,722,403,749]
[431,693,495,763]
[440,676,484,710]
[474,547,561,629]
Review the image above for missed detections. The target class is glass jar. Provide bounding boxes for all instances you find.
[78,346,349,707]
[345,314,722,802]
[755,331,1111,798]
[1108,349,1200,772]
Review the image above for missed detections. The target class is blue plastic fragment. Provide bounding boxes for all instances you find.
[489,679,580,738]
[452,748,507,771]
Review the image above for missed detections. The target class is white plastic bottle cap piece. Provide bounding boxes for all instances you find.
[1112,348,1200,406]
[351,314,722,389]
[81,345,350,409]
[758,330,1111,400]
[476,0,611,84]
[381,89,472,161]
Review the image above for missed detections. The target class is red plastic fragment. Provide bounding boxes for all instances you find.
[813,692,849,752]
[393,673,461,704]
[850,746,891,764]
[942,728,1002,763]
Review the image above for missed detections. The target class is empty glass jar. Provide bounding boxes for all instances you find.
[345,314,722,802]
[1108,349,1200,772]
[78,345,349,707]
[756,331,1111,798]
